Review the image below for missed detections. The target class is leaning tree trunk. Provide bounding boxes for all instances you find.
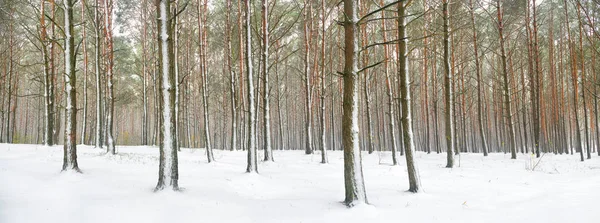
[381,0,397,165]
[442,0,454,168]
[342,0,368,207]
[244,0,258,173]
[62,0,80,172]
[398,0,420,192]
[497,0,517,159]
[563,0,584,162]
[155,0,179,191]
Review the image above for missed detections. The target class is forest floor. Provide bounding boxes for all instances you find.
[1,144,599,223]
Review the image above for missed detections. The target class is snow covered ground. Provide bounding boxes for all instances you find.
[1,144,599,223]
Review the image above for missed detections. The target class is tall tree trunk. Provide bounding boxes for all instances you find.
[94,0,103,148]
[497,0,517,159]
[141,0,149,145]
[40,0,54,146]
[262,0,273,161]
[576,4,591,159]
[174,0,181,151]
[469,0,488,156]
[244,0,258,173]
[563,0,584,161]
[80,0,88,145]
[303,1,314,155]
[443,0,454,167]
[398,0,421,192]
[104,0,116,154]
[197,0,213,162]
[62,0,80,172]
[319,0,327,164]
[155,0,179,191]
[225,0,237,151]
[380,0,398,164]
[342,0,368,206]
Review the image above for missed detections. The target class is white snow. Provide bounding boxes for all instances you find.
[1,144,599,223]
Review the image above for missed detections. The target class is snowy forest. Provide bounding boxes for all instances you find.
[0,0,599,222]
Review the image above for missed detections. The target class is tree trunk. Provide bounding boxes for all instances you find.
[155,0,179,191]
[225,0,237,151]
[94,0,103,149]
[40,0,54,146]
[80,0,88,145]
[303,1,313,155]
[62,0,80,172]
[497,0,517,159]
[398,0,420,192]
[443,0,454,168]
[262,0,273,161]
[244,0,258,173]
[469,0,488,156]
[104,0,116,155]
[342,0,368,206]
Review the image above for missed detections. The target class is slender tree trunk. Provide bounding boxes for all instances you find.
[576,4,591,159]
[225,0,237,151]
[104,0,116,154]
[80,0,88,145]
[141,0,149,145]
[443,0,454,167]
[497,0,517,159]
[470,0,488,156]
[380,1,398,164]
[319,0,327,164]
[303,1,313,155]
[262,0,273,161]
[244,0,258,173]
[174,0,181,151]
[398,0,420,192]
[40,0,54,146]
[563,0,584,161]
[94,0,103,149]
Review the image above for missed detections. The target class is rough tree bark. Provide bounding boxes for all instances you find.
[104,0,116,154]
[443,0,454,168]
[342,0,368,207]
[398,0,421,192]
[262,0,273,161]
[198,0,214,162]
[303,1,314,155]
[155,0,179,191]
[62,0,80,172]
[245,0,258,173]
[225,0,237,151]
[40,0,55,146]
[496,0,517,159]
